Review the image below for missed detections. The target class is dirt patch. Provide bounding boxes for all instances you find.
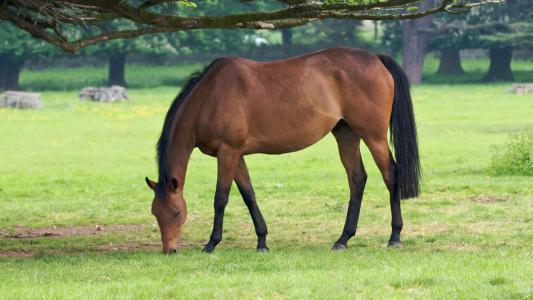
[0,241,201,258]
[468,194,509,203]
[0,224,207,258]
[1,224,150,239]
[94,240,196,252]
[0,250,33,258]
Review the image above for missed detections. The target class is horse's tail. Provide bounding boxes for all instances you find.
[378,54,421,199]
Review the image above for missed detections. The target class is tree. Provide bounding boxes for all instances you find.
[0,22,56,90]
[428,14,474,76]
[281,28,293,53]
[291,19,365,49]
[475,1,533,81]
[0,0,499,53]
[401,0,434,84]
[83,21,179,86]
[436,48,465,75]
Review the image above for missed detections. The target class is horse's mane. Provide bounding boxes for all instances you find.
[156,58,222,195]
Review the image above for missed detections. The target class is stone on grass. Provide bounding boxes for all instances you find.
[0,91,42,109]
[506,84,533,95]
[79,85,129,102]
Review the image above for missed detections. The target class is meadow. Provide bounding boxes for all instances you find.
[1,60,533,299]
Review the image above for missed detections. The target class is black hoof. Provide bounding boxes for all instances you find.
[256,246,270,253]
[332,243,348,251]
[387,240,402,248]
[202,243,216,253]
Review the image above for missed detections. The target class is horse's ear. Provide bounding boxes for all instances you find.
[145,177,157,191]
[171,177,179,192]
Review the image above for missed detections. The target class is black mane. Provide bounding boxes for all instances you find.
[156,59,222,195]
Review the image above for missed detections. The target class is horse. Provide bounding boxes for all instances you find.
[145,47,421,254]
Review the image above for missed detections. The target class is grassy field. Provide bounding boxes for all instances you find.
[1,66,533,298]
[19,57,533,91]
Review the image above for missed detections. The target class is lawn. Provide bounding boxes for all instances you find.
[1,66,533,298]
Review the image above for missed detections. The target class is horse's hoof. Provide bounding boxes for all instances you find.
[387,240,402,248]
[257,247,270,253]
[331,243,348,251]
[202,245,215,253]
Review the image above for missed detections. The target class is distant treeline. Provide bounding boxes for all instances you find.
[1,0,532,91]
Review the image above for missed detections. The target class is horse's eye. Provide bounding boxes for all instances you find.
[174,211,181,218]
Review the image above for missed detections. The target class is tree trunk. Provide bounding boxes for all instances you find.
[482,47,514,82]
[436,48,465,75]
[281,28,293,56]
[0,54,6,90]
[0,54,23,91]
[374,21,379,42]
[402,0,433,85]
[108,52,127,86]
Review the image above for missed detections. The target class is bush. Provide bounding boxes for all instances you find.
[489,133,533,176]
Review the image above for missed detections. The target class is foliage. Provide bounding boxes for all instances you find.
[489,133,533,176]
[291,19,366,48]
[81,20,179,57]
[0,0,497,52]
[474,1,533,49]
[0,22,57,59]
[381,1,533,54]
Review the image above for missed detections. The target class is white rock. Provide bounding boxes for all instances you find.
[0,91,41,109]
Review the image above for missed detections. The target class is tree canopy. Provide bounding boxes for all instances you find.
[0,0,500,52]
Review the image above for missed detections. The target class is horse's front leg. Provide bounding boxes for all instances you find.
[203,147,240,253]
[234,157,269,252]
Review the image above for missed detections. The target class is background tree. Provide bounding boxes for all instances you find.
[0,0,495,53]
[291,19,365,50]
[0,22,56,90]
[401,0,435,84]
[429,22,469,75]
[475,1,533,81]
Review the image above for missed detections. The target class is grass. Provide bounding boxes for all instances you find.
[423,57,533,84]
[20,63,203,91]
[19,57,533,92]
[1,68,533,298]
[489,133,533,176]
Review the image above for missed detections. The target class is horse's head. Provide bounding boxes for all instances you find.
[145,177,187,254]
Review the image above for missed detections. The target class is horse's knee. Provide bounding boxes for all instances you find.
[214,194,229,212]
[241,189,255,205]
[351,171,367,197]
[354,172,368,188]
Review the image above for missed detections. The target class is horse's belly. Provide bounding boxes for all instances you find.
[244,114,339,155]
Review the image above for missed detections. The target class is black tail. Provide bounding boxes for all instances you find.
[378,55,421,199]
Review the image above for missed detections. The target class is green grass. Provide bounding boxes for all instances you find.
[20,63,203,91]
[423,57,533,84]
[489,133,533,176]
[1,80,533,298]
[19,58,533,92]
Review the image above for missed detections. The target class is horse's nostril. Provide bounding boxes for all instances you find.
[162,249,177,255]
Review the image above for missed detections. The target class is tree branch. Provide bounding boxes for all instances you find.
[0,0,503,53]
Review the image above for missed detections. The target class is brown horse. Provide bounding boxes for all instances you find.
[145,47,421,254]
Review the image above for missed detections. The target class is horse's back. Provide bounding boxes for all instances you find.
[194,47,394,154]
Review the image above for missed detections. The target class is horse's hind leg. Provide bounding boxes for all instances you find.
[364,137,403,247]
[331,122,367,250]
[234,157,269,252]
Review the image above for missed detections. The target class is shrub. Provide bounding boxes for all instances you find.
[489,133,533,176]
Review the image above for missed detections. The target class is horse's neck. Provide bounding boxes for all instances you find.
[167,118,195,190]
